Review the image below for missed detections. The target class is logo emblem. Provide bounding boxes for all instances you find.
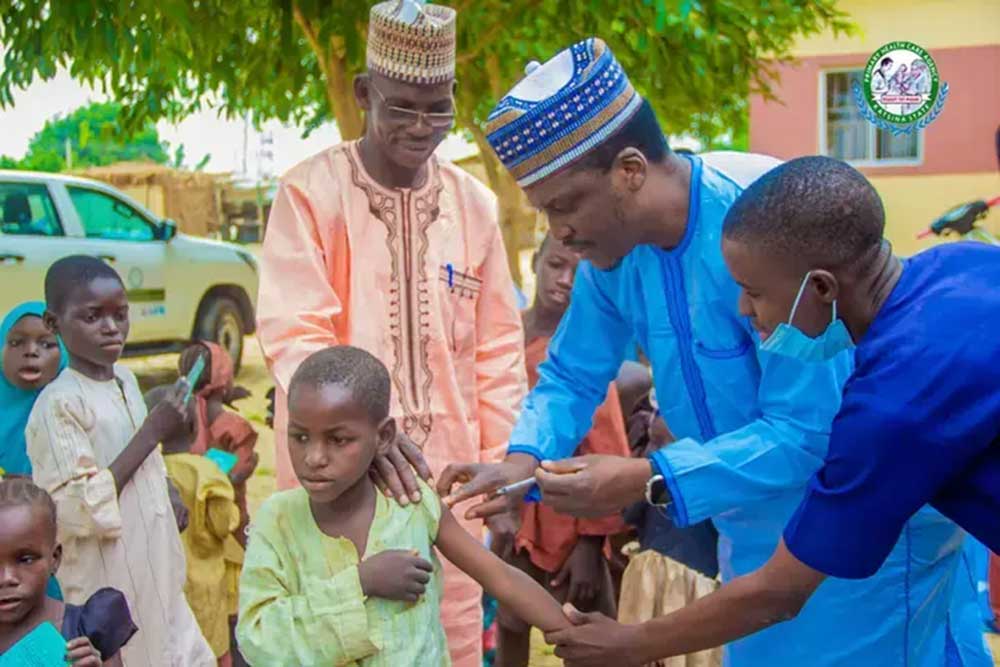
[127,267,144,289]
[854,41,947,136]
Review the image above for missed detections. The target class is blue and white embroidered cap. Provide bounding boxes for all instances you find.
[486,38,642,187]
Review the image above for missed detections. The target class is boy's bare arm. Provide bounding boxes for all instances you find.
[434,502,570,632]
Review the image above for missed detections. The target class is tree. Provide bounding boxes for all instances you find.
[9,101,169,172]
[0,0,851,281]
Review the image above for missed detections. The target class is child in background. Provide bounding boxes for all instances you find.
[176,341,258,665]
[1,301,68,602]
[237,346,570,666]
[177,342,258,537]
[1,302,67,478]
[26,255,216,666]
[619,385,721,667]
[145,385,248,667]
[0,477,136,666]
[493,235,629,667]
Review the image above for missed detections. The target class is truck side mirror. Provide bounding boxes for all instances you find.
[158,219,178,241]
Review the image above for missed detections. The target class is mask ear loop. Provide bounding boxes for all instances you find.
[787,271,813,325]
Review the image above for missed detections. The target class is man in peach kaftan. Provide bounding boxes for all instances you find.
[257,6,526,665]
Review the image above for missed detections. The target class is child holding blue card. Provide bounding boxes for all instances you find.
[177,342,259,541]
[146,384,248,667]
[26,256,215,666]
[0,477,136,665]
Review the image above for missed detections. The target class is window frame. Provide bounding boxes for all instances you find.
[818,66,924,168]
[65,184,159,243]
[0,180,66,237]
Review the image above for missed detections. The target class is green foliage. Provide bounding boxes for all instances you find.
[172,143,186,169]
[3,101,169,172]
[0,0,852,148]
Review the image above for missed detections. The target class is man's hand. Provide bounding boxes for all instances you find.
[552,536,603,606]
[166,477,189,532]
[536,455,651,518]
[370,431,433,507]
[436,454,538,519]
[358,549,434,603]
[546,604,646,667]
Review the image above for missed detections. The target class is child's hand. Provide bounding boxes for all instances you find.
[225,385,253,406]
[166,478,190,532]
[265,387,276,429]
[552,536,603,607]
[144,379,189,442]
[358,549,433,602]
[230,452,260,486]
[486,511,520,561]
[66,637,102,666]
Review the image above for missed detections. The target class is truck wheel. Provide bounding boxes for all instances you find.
[195,296,245,374]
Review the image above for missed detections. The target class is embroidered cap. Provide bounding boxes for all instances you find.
[486,38,642,187]
[367,0,457,85]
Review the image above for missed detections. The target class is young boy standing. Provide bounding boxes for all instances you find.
[27,255,215,666]
[237,346,567,666]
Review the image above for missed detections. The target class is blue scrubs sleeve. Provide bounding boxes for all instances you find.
[650,345,852,527]
[784,358,998,578]
[508,263,631,461]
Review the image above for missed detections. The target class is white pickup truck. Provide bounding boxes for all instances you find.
[0,170,258,371]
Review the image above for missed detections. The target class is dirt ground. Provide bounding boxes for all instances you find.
[125,338,1000,667]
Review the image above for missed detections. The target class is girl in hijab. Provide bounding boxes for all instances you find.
[1,301,67,478]
[1,301,69,602]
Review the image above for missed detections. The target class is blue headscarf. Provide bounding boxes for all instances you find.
[0,301,68,477]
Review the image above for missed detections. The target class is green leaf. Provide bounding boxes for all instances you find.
[655,0,667,32]
[78,120,90,149]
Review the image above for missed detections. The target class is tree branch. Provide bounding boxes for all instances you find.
[292,3,330,80]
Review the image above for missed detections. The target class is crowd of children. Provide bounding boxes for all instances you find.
[0,256,259,665]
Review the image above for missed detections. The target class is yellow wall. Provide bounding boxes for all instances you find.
[794,0,1000,57]
[874,172,1000,255]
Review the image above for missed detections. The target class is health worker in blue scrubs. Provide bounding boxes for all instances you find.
[545,156,999,666]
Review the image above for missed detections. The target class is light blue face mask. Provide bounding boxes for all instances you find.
[759,271,855,362]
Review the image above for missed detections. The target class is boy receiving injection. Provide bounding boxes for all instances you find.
[237,346,569,666]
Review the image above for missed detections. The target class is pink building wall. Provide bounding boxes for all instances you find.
[749,45,1000,177]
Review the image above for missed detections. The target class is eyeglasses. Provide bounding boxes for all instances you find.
[369,83,455,129]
